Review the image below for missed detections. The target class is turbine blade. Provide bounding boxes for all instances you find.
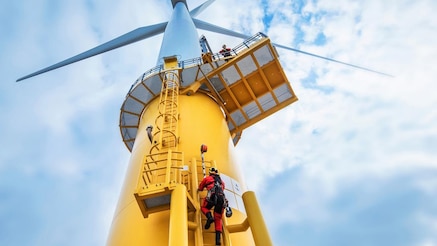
[273,43,393,77]
[189,0,215,17]
[17,22,168,82]
[193,18,250,39]
[193,19,392,77]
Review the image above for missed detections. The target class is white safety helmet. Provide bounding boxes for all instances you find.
[209,167,218,174]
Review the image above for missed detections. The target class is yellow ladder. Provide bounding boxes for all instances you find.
[150,69,180,154]
[134,55,272,245]
[134,152,273,245]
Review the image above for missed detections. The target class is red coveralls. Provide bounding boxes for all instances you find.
[198,174,226,232]
[219,47,232,61]
[219,47,231,57]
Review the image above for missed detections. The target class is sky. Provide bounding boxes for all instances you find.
[1,0,436,245]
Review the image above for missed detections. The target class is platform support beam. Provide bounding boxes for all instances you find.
[169,184,188,246]
[243,191,273,246]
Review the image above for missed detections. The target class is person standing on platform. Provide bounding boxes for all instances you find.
[219,44,232,61]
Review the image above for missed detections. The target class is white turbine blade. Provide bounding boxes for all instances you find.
[273,43,393,77]
[192,18,250,39]
[189,0,215,17]
[17,22,168,82]
[192,18,391,77]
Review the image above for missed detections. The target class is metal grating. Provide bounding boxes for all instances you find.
[199,37,298,137]
[119,33,297,151]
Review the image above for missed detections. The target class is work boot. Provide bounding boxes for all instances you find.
[215,231,221,245]
[204,212,214,230]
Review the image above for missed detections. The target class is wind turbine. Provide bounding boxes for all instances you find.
[17,1,390,245]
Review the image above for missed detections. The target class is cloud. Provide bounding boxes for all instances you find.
[234,0,437,245]
[1,0,436,246]
[258,167,437,245]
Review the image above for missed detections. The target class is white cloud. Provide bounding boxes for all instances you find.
[1,0,437,245]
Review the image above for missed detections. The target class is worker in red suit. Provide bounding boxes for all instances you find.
[219,44,232,61]
[198,167,226,245]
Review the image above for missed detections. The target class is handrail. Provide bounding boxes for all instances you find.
[137,150,185,191]
[137,151,274,245]
[127,32,268,94]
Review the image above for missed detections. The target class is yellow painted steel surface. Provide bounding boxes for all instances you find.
[119,35,298,151]
[169,184,188,246]
[107,93,257,245]
[243,191,273,246]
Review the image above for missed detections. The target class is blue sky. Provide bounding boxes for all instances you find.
[1,0,437,245]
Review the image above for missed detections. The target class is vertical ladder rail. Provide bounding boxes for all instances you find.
[222,217,232,246]
[190,158,203,246]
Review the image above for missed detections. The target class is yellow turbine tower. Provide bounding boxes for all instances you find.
[17,1,389,245]
[111,32,297,245]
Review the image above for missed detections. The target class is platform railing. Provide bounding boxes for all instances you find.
[128,32,268,94]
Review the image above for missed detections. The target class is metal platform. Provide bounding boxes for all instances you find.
[119,33,297,151]
[195,36,298,141]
